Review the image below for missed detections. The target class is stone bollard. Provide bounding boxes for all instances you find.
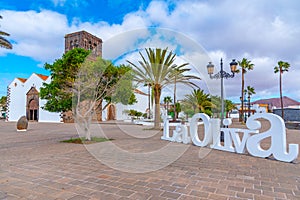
[17,116,28,132]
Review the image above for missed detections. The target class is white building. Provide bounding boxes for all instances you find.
[6,73,61,122]
[6,73,150,122]
[113,89,149,121]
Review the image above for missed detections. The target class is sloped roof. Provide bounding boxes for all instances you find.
[252,96,300,108]
[17,78,27,83]
[35,73,49,81]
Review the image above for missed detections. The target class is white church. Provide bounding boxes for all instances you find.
[6,73,61,122]
[6,72,149,122]
[6,31,149,123]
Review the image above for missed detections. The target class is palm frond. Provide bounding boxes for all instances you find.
[0,36,12,49]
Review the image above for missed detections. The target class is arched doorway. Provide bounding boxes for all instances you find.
[26,87,39,121]
[107,104,116,120]
[28,99,38,121]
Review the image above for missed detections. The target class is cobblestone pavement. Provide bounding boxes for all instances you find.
[0,120,299,200]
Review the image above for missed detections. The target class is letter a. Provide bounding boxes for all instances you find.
[246,113,299,162]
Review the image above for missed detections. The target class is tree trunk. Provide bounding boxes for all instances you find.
[280,70,284,120]
[84,115,92,141]
[240,70,245,122]
[148,84,151,119]
[94,99,103,122]
[154,84,161,129]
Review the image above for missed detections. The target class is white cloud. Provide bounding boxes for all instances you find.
[1,0,300,101]
[0,10,68,62]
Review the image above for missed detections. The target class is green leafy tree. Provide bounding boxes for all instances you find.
[40,48,90,118]
[99,64,136,121]
[237,58,254,122]
[274,61,290,119]
[127,47,199,129]
[0,16,12,49]
[41,48,135,122]
[0,96,7,112]
[73,57,135,140]
[110,64,137,106]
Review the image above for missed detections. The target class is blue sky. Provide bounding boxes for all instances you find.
[1,0,300,103]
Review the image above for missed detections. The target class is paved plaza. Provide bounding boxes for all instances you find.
[0,120,299,200]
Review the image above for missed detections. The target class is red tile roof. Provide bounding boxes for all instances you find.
[17,78,27,83]
[36,73,49,81]
[252,96,300,108]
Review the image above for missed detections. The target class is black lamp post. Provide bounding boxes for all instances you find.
[248,94,251,117]
[207,58,238,127]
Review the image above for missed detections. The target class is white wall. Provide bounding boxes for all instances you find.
[7,74,61,122]
[39,99,62,122]
[115,92,149,120]
[7,78,26,121]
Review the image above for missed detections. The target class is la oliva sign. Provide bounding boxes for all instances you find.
[161,113,299,163]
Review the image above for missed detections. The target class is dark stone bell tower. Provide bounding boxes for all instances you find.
[64,30,102,58]
[64,30,104,122]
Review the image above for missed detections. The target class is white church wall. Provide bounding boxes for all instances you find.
[7,73,61,122]
[39,98,62,122]
[24,73,45,90]
[7,78,26,121]
[115,92,149,120]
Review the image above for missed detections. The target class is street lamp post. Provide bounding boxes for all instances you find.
[248,94,251,117]
[207,58,238,127]
[244,90,247,123]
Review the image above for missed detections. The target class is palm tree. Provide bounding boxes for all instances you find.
[224,99,237,118]
[0,16,12,49]
[170,66,200,121]
[182,92,198,114]
[182,89,215,116]
[237,58,254,122]
[127,48,198,129]
[274,61,290,119]
[244,86,256,117]
[163,96,172,115]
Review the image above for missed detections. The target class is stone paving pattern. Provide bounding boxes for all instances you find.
[0,120,299,200]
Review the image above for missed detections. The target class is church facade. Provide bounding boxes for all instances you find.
[6,73,61,122]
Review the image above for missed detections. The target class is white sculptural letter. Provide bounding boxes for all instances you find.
[213,118,257,153]
[161,111,298,163]
[171,124,190,144]
[190,113,212,147]
[246,113,299,162]
[161,111,171,141]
